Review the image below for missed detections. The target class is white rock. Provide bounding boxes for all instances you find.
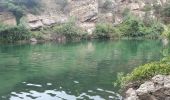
[164,75,170,88]
[136,81,155,95]
[126,88,137,96]
[152,75,165,85]
[42,18,56,26]
[30,38,37,42]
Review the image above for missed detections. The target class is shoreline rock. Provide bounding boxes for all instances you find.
[125,75,170,100]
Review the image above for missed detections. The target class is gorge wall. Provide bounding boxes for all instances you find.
[0,0,169,32]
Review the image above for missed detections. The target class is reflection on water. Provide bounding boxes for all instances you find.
[0,40,165,100]
[10,82,122,100]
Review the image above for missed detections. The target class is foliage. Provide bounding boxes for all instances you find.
[53,20,86,40]
[31,31,44,40]
[0,24,30,42]
[162,4,170,17]
[116,60,170,87]
[94,23,120,38]
[142,4,152,12]
[114,14,164,38]
[162,24,170,38]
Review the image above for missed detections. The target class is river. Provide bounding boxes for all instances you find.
[0,40,165,100]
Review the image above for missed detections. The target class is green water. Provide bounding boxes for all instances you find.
[0,40,165,100]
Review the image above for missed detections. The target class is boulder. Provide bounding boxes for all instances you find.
[29,21,43,30]
[42,18,56,26]
[125,75,170,100]
[30,38,37,42]
[125,88,139,100]
[136,81,156,95]
[128,3,140,10]
[152,75,165,85]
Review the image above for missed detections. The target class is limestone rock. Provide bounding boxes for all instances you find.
[42,18,56,26]
[126,88,139,100]
[0,12,17,26]
[136,81,155,95]
[128,3,140,10]
[30,38,37,42]
[125,75,170,100]
[152,75,165,85]
[164,75,170,88]
[69,0,98,23]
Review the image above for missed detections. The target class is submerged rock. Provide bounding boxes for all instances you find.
[125,75,170,100]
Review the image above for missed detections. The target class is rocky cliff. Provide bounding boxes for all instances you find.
[0,0,169,32]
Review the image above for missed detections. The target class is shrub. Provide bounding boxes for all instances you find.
[31,31,44,40]
[116,61,170,87]
[53,20,86,40]
[162,4,170,17]
[115,15,145,37]
[0,24,30,42]
[115,14,164,38]
[94,23,120,38]
[142,4,152,12]
[162,24,170,38]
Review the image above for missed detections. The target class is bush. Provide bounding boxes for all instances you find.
[94,23,120,38]
[0,24,30,42]
[162,4,170,17]
[115,14,164,38]
[162,24,170,38]
[53,20,86,40]
[116,61,170,87]
[31,31,44,40]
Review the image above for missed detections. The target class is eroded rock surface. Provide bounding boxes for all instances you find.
[0,12,16,26]
[125,75,170,100]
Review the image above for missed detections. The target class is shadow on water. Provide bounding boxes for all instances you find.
[0,40,166,100]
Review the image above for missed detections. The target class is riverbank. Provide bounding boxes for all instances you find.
[125,75,170,100]
[118,58,170,100]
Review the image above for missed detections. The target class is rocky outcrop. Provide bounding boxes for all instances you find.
[26,0,169,31]
[0,11,16,26]
[69,0,98,23]
[0,0,169,32]
[27,14,68,30]
[125,75,170,100]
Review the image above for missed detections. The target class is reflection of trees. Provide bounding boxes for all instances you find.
[0,40,164,99]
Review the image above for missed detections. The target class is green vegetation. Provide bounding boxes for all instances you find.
[94,23,120,39]
[115,58,170,87]
[0,24,30,42]
[94,14,164,39]
[52,20,87,40]
[162,4,170,17]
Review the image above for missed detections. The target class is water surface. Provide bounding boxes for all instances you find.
[0,40,165,100]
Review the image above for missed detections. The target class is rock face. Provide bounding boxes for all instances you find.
[125,75,170,100]
[69,0,98,23]
[0,0,169,32]
[0,11,17,26]
[26,14,68,30]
